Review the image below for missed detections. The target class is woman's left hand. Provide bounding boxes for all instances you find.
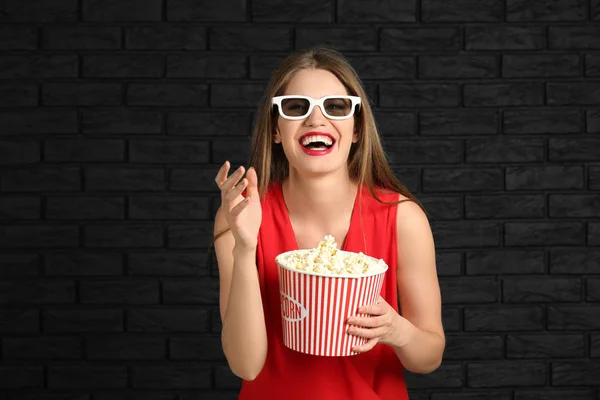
[346,296,412,353]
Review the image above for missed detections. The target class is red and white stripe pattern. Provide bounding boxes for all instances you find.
[278,265,386,357]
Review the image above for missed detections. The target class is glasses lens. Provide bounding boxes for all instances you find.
[323,97,352,117]
[280,98,310,117]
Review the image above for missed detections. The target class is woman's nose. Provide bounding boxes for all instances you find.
[304,104,327,126]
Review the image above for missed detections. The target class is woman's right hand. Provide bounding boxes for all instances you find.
[215,161,262,252]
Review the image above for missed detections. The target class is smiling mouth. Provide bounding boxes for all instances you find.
[299,134,336,151]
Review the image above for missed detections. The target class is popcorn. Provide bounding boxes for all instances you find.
[276,235,387,276]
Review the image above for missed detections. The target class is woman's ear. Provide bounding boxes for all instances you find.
[273,129,282,144]
[352,128,359,143]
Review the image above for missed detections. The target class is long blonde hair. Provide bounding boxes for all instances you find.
[249,46,425,211]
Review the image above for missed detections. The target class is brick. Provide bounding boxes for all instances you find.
[0,366,43,388]
[430,221,500,248]
[549,26,600,49]
[348,56,415,80]
[128,252,209,276]
[440,277,497,303]
[374,112,415,136]
[249,55,288,79]
[170,337,224,360]
[466,194,544,219]
[465,306,543,331]
[85,166,165,192]
[0,0,77,22]
[0,138,40,164]
[83,55,164,78]
[468,362,546,387]
[0,225,79,248]
[0,196,40,219]
[82,0,163,21]
[442,307,461,332]
[254,0,332,22]
[44,309,123,333]
[163,278,219,304]
[0,81,37,107]
[588,279,600,302]
[82,108,162,134]
[550,138,600,161]
[466,138,543,163]
[548,82,600,105]
[210,84,265,108]
[42,26,121,49]
[432,391,511,400]
[131,364,211,389]
[170,167,220,192]
[420,195,461,220]
[0,280,74,304]
[3,337,81,360]
[443,335,503,360]
[391,167,420,193]
[592,334,600,357]
[211,308,222,332]
[167,112,251,136]
[45,138,124,162]
[88,336,165,360]
[0,25,37,50]
[591,223,600,246]
[420,109,497,135]
[81,280,159,304]
[551,362,600,386]
[126,26,206,49]
[434,252,461,276]
[296,27,377,51]
[549,194,600,218]
[467,250,544,275]
[381,83,460,108]
[129,195,211,220]
[85,223,163,248]
[503,109,582,134]
[46,252,123,276]
[95,393,174,400]
[503,54,580,78]
[215,365,242,389]
[386,139,461,164]
[515,390,595,400]
[548,306,600,330]
[0,309,39,333]
[211,27,290,51]
[505,222,584,247]
[128,84,207,107]
[503,277,581,303]
[167,222,215,249]
[0,254,39,278]
[466,26,544,50]
[43,83,122,106]
[127,308,209,333]
[338,0,415,22]
[48,365,127,388]
[167,54,246,78]
[0,110,77,134]
[423,168,502,192]
[211,139,251,164]
[550,250,600,274]
[404,363,463,388]
[587,54,600,77]
[0,55,77,79]
[594,0,600,19]
[506,165,583,190]
[167,0,246,21]
[130,140,209,164]
[181,392,236,400]
[381,28,461,52]
[507,0,586,21]
[419,55,497,79]
[422,0,502,21]
[464,83,543,107]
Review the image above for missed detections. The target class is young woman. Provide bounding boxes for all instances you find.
[212,47,444,400]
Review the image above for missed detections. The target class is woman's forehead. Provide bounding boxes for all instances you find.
[284,68,348,96]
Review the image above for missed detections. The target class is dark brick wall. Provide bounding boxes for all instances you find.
[0,0,599,399]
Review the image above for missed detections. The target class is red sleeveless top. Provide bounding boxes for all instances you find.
[239,181,409,400]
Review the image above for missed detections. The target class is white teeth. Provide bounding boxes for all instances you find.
[301,135,333,146]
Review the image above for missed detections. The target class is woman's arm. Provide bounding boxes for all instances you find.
[214,207,267,381]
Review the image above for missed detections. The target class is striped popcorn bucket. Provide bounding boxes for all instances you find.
[276,250,388,357]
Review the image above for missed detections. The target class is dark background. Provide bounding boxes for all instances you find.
[1,0,600,399]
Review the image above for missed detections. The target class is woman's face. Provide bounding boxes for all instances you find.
[274,68,358,178]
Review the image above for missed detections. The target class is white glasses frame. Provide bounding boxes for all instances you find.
[272,95,362,120]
